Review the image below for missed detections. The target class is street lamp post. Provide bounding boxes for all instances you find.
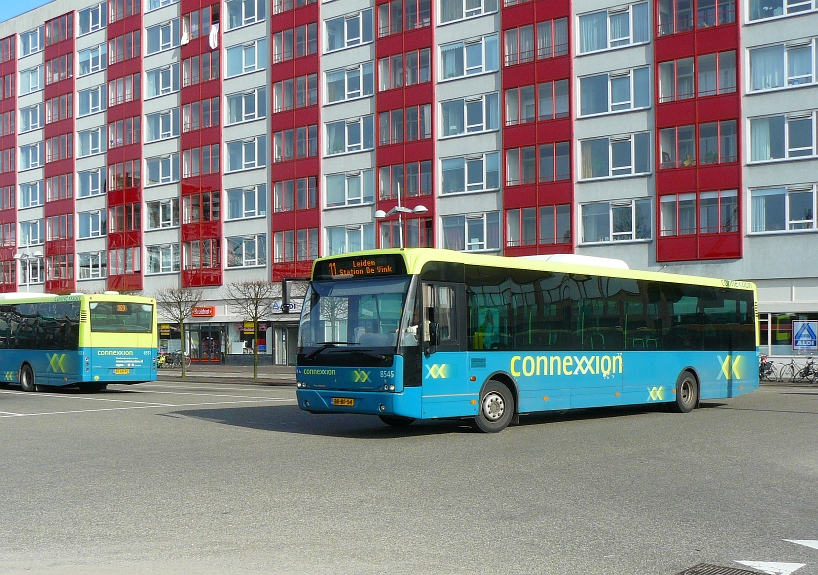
[13,251,43,293]
[374,189,428,248]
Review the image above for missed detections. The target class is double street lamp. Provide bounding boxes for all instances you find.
[374,198,428,249]
[13,251,42,292]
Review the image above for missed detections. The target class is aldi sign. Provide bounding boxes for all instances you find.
[793,320,818,351]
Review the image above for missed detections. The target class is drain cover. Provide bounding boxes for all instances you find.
[674,564,764,575]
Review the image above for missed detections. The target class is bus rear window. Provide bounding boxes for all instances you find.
[90,302,154,333]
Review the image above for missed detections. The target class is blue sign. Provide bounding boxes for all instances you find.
[793,321,818,351]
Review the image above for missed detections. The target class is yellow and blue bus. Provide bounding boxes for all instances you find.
[0,292,157,392]
[296,248,758,432]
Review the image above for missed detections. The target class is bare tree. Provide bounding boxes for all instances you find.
[222,280,278,379]
[154,287,203,379]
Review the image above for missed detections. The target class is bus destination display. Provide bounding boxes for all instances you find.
[314,254,406,280]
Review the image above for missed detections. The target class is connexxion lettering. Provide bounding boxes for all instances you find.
[97,350,135,356]
[510,354,623,378]
[303,369,337,375]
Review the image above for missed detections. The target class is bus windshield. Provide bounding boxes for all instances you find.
[89,301,154,333]
[298,276,412,351]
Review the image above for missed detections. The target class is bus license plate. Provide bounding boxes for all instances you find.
[332,397,354,406]
[113,368,130,375]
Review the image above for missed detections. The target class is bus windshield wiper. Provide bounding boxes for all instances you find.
[355,348,387,361]
[305,341,356,360]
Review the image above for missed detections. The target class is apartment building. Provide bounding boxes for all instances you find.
[0,0,816,363]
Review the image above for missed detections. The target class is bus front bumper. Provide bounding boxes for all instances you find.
[296,388,420,418]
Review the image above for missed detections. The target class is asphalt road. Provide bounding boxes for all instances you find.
[0,381,816,575]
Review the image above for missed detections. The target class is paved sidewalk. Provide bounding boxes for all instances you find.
[156,362,296,386]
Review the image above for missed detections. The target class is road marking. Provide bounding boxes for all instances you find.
[785,540,818,550]
[734,561,805,575]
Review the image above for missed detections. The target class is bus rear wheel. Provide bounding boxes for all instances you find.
[672,370,698,413]
[20,365,36,392]
[378,415,415,427]
[473,381,515,433]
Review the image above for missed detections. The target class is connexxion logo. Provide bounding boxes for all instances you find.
[510,354,623,378]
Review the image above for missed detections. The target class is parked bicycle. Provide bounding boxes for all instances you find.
[794,356,818,383]
[759,355,778,382]
[168,350,192,368]
[778,357,798,382]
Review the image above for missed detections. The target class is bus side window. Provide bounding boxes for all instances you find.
[423,284,457,345]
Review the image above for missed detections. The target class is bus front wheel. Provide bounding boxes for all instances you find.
[473,381,515,433]
[672,370,698,413]
[20,365,36,392]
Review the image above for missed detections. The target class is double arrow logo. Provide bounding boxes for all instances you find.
[647,386,665,401]
[3,371,12,381]
[425,364,448,379]
[717,355,742,380]
[48,353,67,373]
[352,370,370,383]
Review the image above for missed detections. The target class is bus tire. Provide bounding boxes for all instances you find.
[20,364,36,392]
[672,370,698,413]
[473,380,515,433]
[378,415,415,427]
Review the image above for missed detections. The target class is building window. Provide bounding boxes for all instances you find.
[658,0,735,34]
[580,133,651,179]
[45,54,73,85]
[183,144,220,177]
[750,42,815,91]
[79,252,107,280]
[183,51,220,86]
[181,4,218,43]
[275,178,318,211]
[78,127,106,157]
[146,198,180,229]
[378,48,431,91]
[146,19,180,54]
[108,73,140,106]
[326,224,374,255]
[108,203,141,233]
[108,30,140,64]
[537,18,569,59]
[750,113,816,161]
[380,105,432,144]
[504,25,534,66]
[379,218,433,248]
[226,184,267,219]
[659,125,697,168]
[226,0,265,29]
[273,127,318,162]
[183,97,220,132]
[325,116,375,155]
[20,104,44,132]
[184,239,221,270]
[440,93,500,137]
[145,65,179,98]
[699,120,737,164]
[505,146,537,186]
[660,193,697,236]
[226,136,267,171]
[45,134,73,163]
[538,142,571,182]
[45,95,72,124]
[661,190,737,235]
[226,39,267,77]
[440,0,497,24]
[325,9,374,52]
[46,254,74,281]
[273,23,318,63]
[109,247,141,276]
[78,210,107,239]
[581,199,651,243]
[147,244,181,274]
[442,213,500,251]
[20,219,45,246]
[78,168,105,198]
[147,0,178,10]
[20,182,44,208]
[273,76,316,112]
[78,44,107,76]
[46,174,73,201]
[579,2,649,53]
[325,170,374,207]
[751,186,816,232]
[326,63,374,104]
[109,0,141,23]
[698,51,736,96]
[440,35,499,80]
[748,0,810,20]
[145,109,179,142]
[47,214,73,240]
[45,14,73,46]
[183,191,220,224]
[378,0,431,35]
[539,204,571,244]
[20,66,43,94]
[109,116,141,148]
[226,234,267,267]
[20,26,44,56]
[506,207,537,246]
[20,143,45,170]
[274,0,316,14]
[108,160,141,190]
[658,58,694,102]
[537,80,570,120]
[145,154,181,185]
[441,152,500,194]
[505,85,536,125]
[579,67,650,116]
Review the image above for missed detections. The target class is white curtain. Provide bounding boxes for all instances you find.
[633,3,649,42]
[750,45,784,91]
[440,43,464,79]
[750,118,771,161]
[579,12,606,53]
[537,21,552,58]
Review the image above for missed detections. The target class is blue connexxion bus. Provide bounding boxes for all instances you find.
[0,292,157,392]
[295,249,759,432]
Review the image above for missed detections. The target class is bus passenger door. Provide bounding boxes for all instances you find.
[420,282,471,419]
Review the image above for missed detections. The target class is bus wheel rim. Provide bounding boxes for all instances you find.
[482,392,505,421]
[680,380,693,404]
